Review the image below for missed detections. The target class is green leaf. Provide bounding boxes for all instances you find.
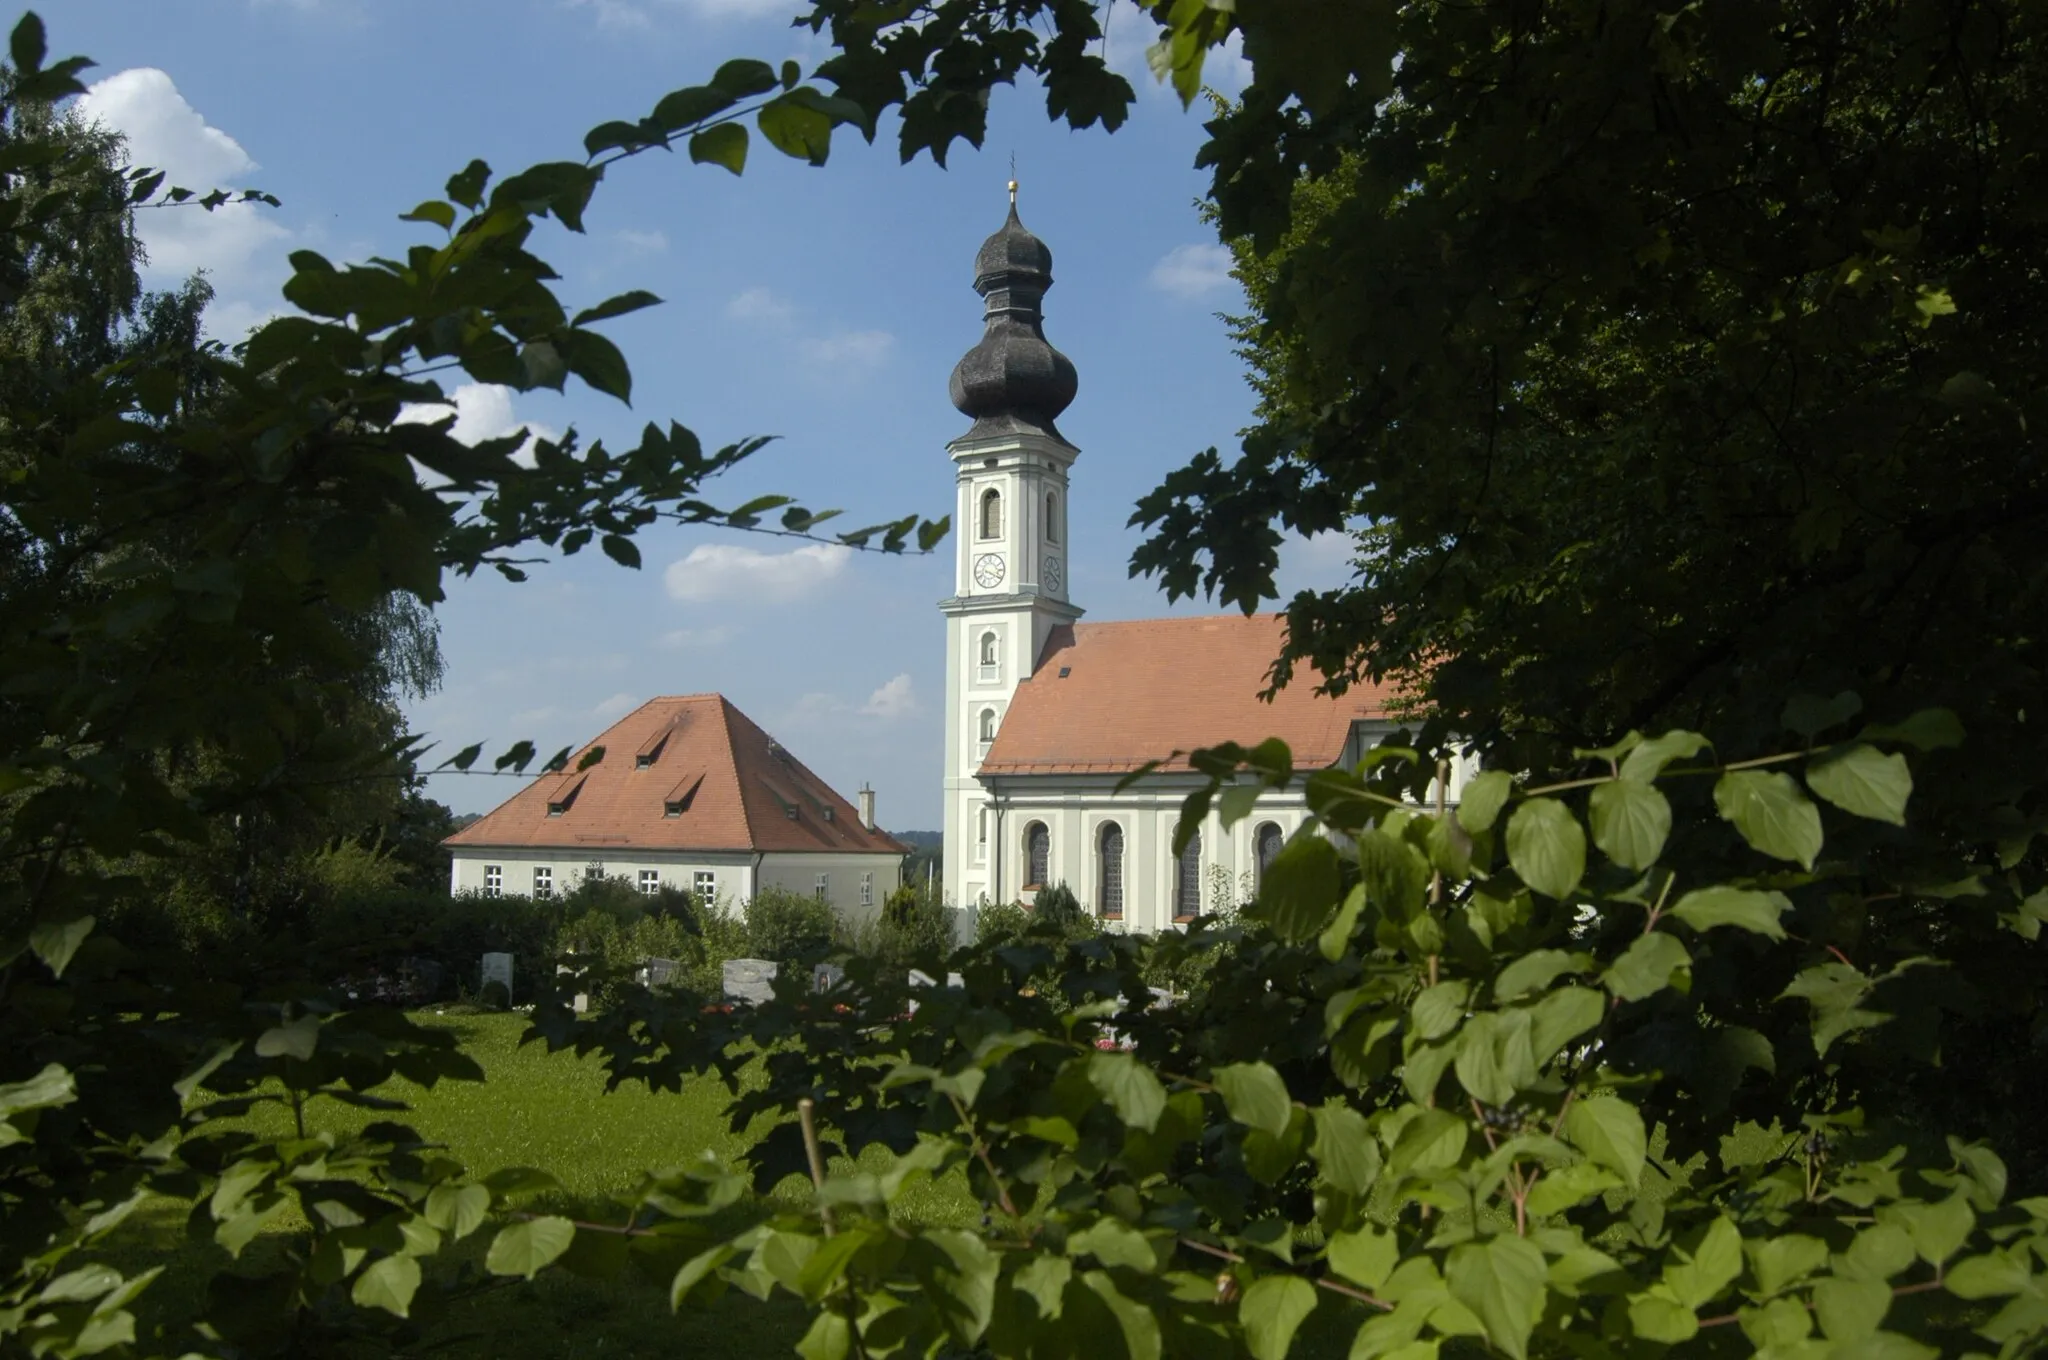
[1565,1097,1646,1189]
[1083,1270,1161,1360]
[1665,1217,1743,1308]
[351,1254,421,1317]
[1493,950,1584,1000]
[1446,1236,1546,1360]
[573,289,664,327]
[1088,1052,1166,1132]
[1524,986,1604,1064]
[600,535,641,569]
[1457,769,1512,833]
[1602,931,1690,1002]
[652,84,738,131]
[425,1183,490,1239]
[1326,1226,1398,1290]
[1782,691,1862,739]
[1506,797,1585,899]
[1806,744,1911,825]
[1628,1293,1698,1344]
[1945,1251,2031,1298]
[795,1311,852,1360]
[255,1015,320,1061]
[1258,832,1341,942]
[1410,980,1469,1040]
[1860,708,1964,751]
[1813,1275,1891,1341]
[1454,1010,1539,1105]
[758,94,834,165]
[446,158,491,207]
[1618,730,1710,783]
[689,124,748,175]
[29,914,94,977]
[1887,1193,1975,1266]
[1214,1062,1292,1137]
[1240,1275,1317,1360]
[400,199,457,230]
[1318,883,1366,963]
[1666,885,1790,939]
[560,329,634,402]
[1588,779,1671,870]
[1745,1234,1829,1297]
[1713,770,1823,869]
[10,12,45,73]
[1524,1162,1621,1217]
[1013,1255,1070,1320]
[712,57,778,96]
[1310,1104,1380,1194]
[486,1216,576,1279]
[1070,1219,1157,1272]
[0,1062,75,1122]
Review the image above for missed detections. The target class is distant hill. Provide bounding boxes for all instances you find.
[891,830,941,848]
[451,812,483,831]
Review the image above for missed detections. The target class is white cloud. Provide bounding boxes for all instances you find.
[860,673,918,719]
[800,329,894,371]
[394,383,560,467]
[76,69,291,335]
[727,286,797,324]
[1150,243,1237,298]
[616,227,669,253]
[660,625,735,650]
[592,692,640,719]
[664,542,851,603]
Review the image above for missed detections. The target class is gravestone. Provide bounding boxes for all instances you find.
[947,972,964,989]
[812,962,846,992]
[480,951,513,1004]
[723,957,778,1006]
[639,957,679,989]
[554,963,590,1014]
[907,968,936,989]
[1148,986,1176,1011]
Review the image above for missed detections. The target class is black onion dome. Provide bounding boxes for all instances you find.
[948,200,1078,442]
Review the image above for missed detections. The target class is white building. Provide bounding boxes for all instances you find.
[939,191,1459,929]
[446,695,905,916]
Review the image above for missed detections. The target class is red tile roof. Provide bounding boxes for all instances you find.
[978,615,1401,776]
[445,695,909,855]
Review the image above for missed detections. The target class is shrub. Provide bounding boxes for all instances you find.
[743,886,836,965]
[1032,880,1085,927]
[843,883,956,972]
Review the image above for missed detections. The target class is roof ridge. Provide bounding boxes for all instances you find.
[708,696,756,849]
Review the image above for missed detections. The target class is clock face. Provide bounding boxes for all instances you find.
[973,553,1006,589]
[1043,555,1063,591]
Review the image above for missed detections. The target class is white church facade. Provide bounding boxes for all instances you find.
[938,191,1463,930]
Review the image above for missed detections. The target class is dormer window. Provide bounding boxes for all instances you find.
[662,770,703,819]
[979,487,1002,539]
[545,773,587,818]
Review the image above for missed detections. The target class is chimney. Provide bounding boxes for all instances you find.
[857,783,876,831]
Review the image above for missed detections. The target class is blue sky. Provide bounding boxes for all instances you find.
[59,0,1350,829]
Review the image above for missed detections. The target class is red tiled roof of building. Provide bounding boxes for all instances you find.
[445,695,909,855]
[978,615,1402,776]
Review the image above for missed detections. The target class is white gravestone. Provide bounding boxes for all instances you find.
[481,952,513,1004]
[812,962,846,992]
[638,957,679,989]
[723,957,778,1006]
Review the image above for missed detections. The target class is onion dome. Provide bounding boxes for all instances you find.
[948,187,1078,442]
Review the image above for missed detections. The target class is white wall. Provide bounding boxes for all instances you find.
[756,852,903,923]
[449,849,757,908]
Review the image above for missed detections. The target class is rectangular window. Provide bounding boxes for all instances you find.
[532,866,553,898]
[815,873,829,903]
[860,872,874,907]
[484,864,502,898]
[693,870,716,903]
[974,808,988,863]
[638,869,661,895]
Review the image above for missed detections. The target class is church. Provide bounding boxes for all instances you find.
[937,189,1451,931]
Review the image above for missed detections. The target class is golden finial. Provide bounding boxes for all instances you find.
[1008,152,1018,205]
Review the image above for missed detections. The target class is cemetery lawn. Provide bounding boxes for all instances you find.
[119,1011,972,1359]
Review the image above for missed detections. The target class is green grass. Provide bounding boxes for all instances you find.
[112,1012,965,1359]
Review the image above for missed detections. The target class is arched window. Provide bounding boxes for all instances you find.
[978,708,997,743]
[1174,827,1203,921]
[979,631,998,667]
[1045,491,1060,544]
[1024,821,1050,889]
[1255,822,1285,885]
[1098,823,1124,919]
[979,487,1002,539]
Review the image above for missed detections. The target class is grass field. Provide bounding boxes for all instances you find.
[117,1012,964,1359]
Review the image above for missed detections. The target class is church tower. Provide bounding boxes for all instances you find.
[940,186,1083,913]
